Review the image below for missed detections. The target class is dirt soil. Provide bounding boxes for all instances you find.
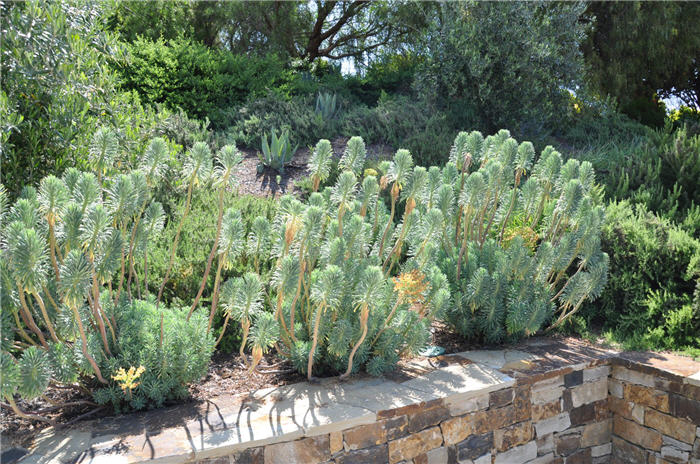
[233,136,395,197]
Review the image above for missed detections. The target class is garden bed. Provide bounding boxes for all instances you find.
[6,338,700,464]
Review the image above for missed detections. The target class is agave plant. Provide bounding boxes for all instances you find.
[315,92,341,121]
[258,129,297,173]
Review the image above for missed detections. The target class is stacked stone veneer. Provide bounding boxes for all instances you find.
[609,359,700,464]
[200,364,615,464]
[21,349,700,464]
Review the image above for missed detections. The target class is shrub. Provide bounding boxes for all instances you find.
[147,188,278,307]
[213,141,451,379]
[437,131,608,342]
[580,201,700,350]
[223,92,324,149]
[93,299,214,412]
[115,37,290,129]
[0,133,217,422]
[605,125,700,221]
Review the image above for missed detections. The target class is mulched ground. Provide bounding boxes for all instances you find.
[232,136,395,197]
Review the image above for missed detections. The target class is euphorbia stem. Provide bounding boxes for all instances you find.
[189,187,225,319]
[48,219,61,281]
[378,185,398,259]
[16,285,48,349]
[371,299,401,347]
[7,396,55,426]
[207,255,226,332]
[69,303,107,383]
[240,318,250,367]
[31,290,59,343]
[157,176,195,307]
[307,302,325,381]
[214,312,231,348]
[11,308,38,346]
[341,304,368,380]
[499,172,521,243]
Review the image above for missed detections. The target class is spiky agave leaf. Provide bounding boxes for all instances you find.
[340,136,366,175]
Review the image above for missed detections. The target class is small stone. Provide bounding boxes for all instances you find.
[512,385,532,422]
[456,432,493,461]
[330,432,343,454]
[231,447,263,464]
[537,433,554,455]
[569,403,596,426]
[624,384,670,413]
[534,412,571,437]
[407,403,450,434]
[660,445,690,463]
[344,422,387,450]
[662,435,693,451]
[494,422,533,451]
[490,388,514,409]
[440,415,472,445]
[564,370,583,388]
[612,435,646,463]
[584,366,610,383]
[555,432,581,456]
[609,379,624,398]
[445,393,489,416]
[565,448,592,464]
[264,435,330,464]
[472,405,518,434]
[669,393,700,425]
[581,419,612,447]
[645,408,696,444]
[424,446,448,464]
[609,396,645,424]
[532,400,561,422]
[591,443,612,457]
[612,366,655,388]
[532,385,564,405]
[613,416,662,451]
[388,426,443,463]
[570,379,607,408]
[336,444,389,464]
[493,441,537,464]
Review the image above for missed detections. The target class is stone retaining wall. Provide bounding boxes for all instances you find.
[17,340,700,464]
[198,364,614,464]
[609,359,700,464]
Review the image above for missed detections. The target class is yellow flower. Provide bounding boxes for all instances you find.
[112,365,146,394]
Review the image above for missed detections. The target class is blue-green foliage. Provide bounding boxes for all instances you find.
[93,299,214,412]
